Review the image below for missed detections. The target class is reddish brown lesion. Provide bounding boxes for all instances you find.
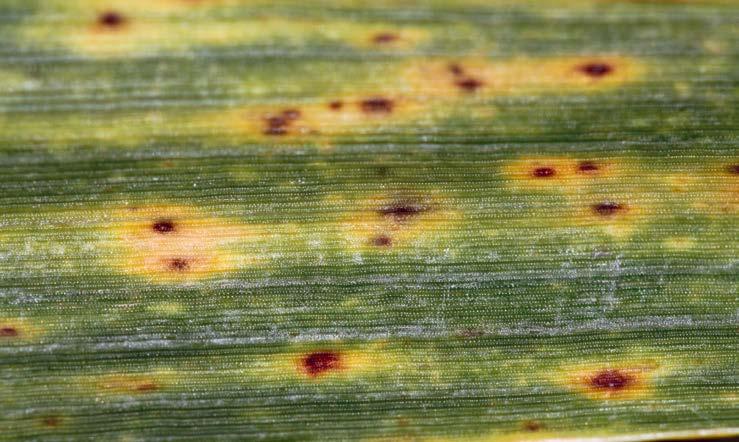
[98,376,162,394]
[445,62,485,92]
[455,77,484,92]
[0,326,19,337]
[372,235,393,247]
[577,161,600,173]
[301,351,343,377]
[372,32,400,44]
[448,63,465,76]
[166,258,191,272]
[522,420,543,432]
[727,164,739,175]
[328,100,344,111]
[152,219,176,233]
[577,62,615,78]
[588,369,633,391]
[262,108,303,136]
[134,381,159,392]
[592,202,626,217]
[377,201,429,221]
[359,97,395,114]
[531,166,557,178]
[96,10,128,30]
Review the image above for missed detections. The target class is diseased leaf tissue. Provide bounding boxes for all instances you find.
[0,1,736,441]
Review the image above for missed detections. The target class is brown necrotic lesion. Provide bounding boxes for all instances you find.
[96,375,162,394]
[262,109,303,136]
[301,351,344,377]
[377,201,429,221]
[588,369,633,391]
[577,61,615,78]
[97,11,127,30]
[555,359,663,400]
[0,318,43,341]
[359,97,395,114]
[592,201,626,217]
[0,326,19,337]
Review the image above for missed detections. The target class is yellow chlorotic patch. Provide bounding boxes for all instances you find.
[215,96,427,141]
[502,156,624,193]
[87,370,179,395]
[105,204,258,283]
[402,56,645,98]
[552,357,667,400]
[567,195,652,239]
[0,318,44,341]
[687,163,739,215]
[662,237,696,251]
[337,193,460,250]
[27,6,429,58]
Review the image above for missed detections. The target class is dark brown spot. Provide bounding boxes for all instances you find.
[42,416,61,428]
[167,258,190,272]
[281,109,301,121]
[448,63,465,76]
[378,202,428,221]
[372,32,399,44]
[264,115,289,136]
[360,97,394,114]
[328,100,344,111]
[532,167,556,178]
[522,420,543,432]
[590,369,632,391]
[135,382,159,392]
[577,161,600,173]
[372,235,392,247]
[302,351,342,377]
[579,62,614,78]
[592,202,624,216]
[455,77,484,92]
[152,219,176,234]
[98,11,126,28]
[727,164,739,175]
[0,326,18,337]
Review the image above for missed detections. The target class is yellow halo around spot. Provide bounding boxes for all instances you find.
[0,317,44,341]
[105,204,256,282]
[502,156,623,192]
[552,357,666,400]
[258,342,405,382]
[216,97,427,141]
[337,193,461,250]
[86,370,180,395]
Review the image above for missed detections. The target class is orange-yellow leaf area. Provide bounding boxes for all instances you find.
[333,193,461,251]
[401,56,645,97]
[218,96,427,142]
[0,317,44,342]
[84,370,180,395]
[31,1,429,57]
[105,204,257,282]
[502,156,655,238]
